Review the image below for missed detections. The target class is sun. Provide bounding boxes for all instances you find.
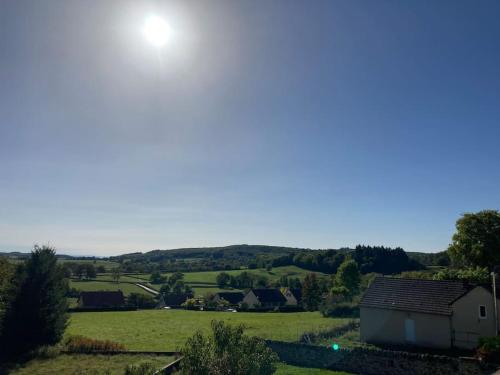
[142,15,172,48]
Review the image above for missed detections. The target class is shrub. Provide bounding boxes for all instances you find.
[182,298,198,310]
[320,302,359,318]
[64,335,126,353]
[126,293,156,309]
[31,345,61,359]
[180,320,278,375]
[477,336,500,362]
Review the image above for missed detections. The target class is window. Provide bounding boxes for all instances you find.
[479,305,487,319]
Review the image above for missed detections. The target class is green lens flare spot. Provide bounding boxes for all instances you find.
[332,344,339,351]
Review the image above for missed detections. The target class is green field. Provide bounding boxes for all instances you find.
[69,280,152,296]
[8,354,174,375]
[164,265,323,284]
[70,265,328,298]
[8,355,350,375]
[59,259,120,270]
[120,266,327,297]
[67,310,349,351]
[276,364,352,375]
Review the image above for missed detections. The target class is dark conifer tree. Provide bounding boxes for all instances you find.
[0,245,68,358]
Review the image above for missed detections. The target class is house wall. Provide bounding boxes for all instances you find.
[360,307,452,349]
[281,289,298,306]
[451,286,496,349]
[242,291,259,308]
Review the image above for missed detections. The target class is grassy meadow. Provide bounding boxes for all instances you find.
[59,259,120,270]
[69,280,152,296]
[275,364,352,375]
[162,265,323,284]
[9,354,174,375]
[121,265,328,297]
[67,310,349,351]
[9,356,350,375]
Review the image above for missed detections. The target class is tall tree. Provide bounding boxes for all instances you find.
[0,258,14,337]
[0,246,69,357]
[216,272,230,288]
[334,259,361,300]
[85,264,96,279]
[302,273,322,311]
[112,267,121,283]
[448,210,500,270]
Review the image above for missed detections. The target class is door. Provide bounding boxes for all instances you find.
[405,318,416,343]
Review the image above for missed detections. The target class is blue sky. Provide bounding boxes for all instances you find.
[1,1,499,255]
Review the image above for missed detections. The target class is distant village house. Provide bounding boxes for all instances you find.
[213,292,245,306]
[281,288,302,307]
[242,288,287,309]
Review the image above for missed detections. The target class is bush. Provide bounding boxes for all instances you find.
[180,320,278,375]
[64,335,126,353]
[477,336,500,362]
[126,293,156,309]
[31,345,61,359]
[320,302,359,318]
[182,298,198,310]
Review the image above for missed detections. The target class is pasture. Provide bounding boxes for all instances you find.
[9,355,349,375]
[69,280,151,296]
[59,258,120,270]
[9,354,174,375]
[67,310,349,351]
[122,265,327,297]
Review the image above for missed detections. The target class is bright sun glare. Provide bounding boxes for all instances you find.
[142,15,172,48]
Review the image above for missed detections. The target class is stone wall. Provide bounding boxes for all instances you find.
[266,340,485,375]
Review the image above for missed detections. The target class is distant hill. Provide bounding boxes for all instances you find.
[2,245,448,273]
[111,244,316,263]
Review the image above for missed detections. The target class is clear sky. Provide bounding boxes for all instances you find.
[1,1,499,256]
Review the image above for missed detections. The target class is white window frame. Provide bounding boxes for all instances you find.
[479,305,487,319]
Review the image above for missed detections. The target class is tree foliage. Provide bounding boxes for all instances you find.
[334,259,361,300]
[0,246,69,358]
[216,272,230,288]
[180,320,278,375]
[0,257,14,337]
[433,267,490,284]
[448,210,500,270]
[302,273,322,311]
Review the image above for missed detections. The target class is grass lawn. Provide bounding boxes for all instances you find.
[69,280,151,296]
[276,363,353,375]
[8,354,174,375]
[67,310,349,351]
[7,355,352,375]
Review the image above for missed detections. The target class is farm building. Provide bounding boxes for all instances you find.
[163,292,193,307]
[281,288,302,306]
[78,291,125,309]
[360,277,499,349]
[213,292,245,306]
[242,288,287,309]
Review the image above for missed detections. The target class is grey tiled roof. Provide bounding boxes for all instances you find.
[359,277,474,316]
[79,291,125,308]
